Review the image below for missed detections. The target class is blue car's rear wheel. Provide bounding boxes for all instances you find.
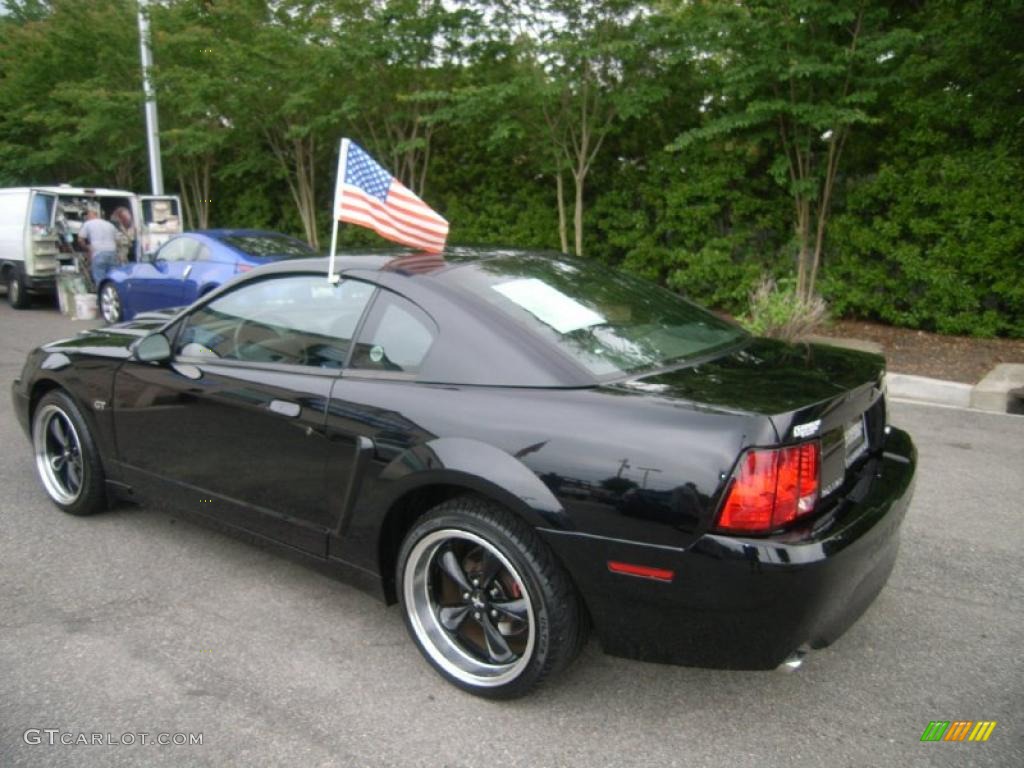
[32,391,106,516]
[397,496,586,698]
[99,282,122,324]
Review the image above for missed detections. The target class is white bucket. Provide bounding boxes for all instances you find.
[74,293,98,320]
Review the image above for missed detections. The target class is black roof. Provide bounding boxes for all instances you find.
[252,246,551,278]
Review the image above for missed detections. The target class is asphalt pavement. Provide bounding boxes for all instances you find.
[1,297,1022,767]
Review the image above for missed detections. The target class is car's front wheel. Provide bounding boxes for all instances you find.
[397,496,585,698]
[32,390,106,515]
[99,282,123,324]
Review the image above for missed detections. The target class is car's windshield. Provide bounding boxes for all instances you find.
[219,233,317,259]
[443,254,748,377]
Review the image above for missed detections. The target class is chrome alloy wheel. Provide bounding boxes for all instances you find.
[33,404,86,505]
[403,529,536,688]
[99,284,121,323]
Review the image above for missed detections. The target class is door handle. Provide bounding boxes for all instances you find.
[183,264,193,279]
[269,399,300,418]
[171,362,202,381]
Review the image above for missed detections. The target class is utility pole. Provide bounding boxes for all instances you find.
[137,0,164,194]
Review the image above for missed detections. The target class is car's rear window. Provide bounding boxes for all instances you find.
[443,255,747,377]
[219,234,317,259]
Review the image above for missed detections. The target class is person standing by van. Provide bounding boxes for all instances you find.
[77,207,119,287]
[111,206,136,263]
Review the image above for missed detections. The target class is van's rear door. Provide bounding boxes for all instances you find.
[28,191,59,277]
[138,195,182,258]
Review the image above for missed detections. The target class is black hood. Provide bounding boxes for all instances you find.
[43,308,182,358]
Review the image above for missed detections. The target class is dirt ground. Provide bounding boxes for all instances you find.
[824,320,1024,384]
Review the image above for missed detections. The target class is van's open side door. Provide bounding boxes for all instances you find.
[138,195,182,259]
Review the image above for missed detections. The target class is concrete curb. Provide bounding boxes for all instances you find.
[809,336,1024,413]
[887,373,974,408]
[970,364,1024,413]
[888,366,1024,413]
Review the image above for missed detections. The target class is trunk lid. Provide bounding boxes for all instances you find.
[613,337,887,501]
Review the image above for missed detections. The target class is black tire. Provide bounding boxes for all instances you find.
[7,268,30,309]
[397,495,585,699]
[31,390,107,516]
[98,281,123,324]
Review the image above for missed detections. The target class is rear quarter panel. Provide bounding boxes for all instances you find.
[331,378,773,574]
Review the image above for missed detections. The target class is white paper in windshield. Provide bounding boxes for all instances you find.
[493,278,606,334]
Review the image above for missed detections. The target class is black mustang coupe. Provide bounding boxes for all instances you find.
[12,249,916,698]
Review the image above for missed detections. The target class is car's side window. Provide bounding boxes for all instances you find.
[177,237,203,262]
[350,293,437,375]
[157,238,186,262]
[174,276,376,369]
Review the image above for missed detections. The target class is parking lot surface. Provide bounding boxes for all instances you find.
[1,298,1022,767]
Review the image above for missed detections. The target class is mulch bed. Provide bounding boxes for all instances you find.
[823,320,1024,385]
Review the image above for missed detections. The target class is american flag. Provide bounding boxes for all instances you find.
[334,140,449,253]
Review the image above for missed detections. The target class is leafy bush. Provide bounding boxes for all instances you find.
[823,147,1024,337]
[741,277,828,341]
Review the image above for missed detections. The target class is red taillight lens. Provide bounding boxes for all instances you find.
[716,442,820,534]
[235,263,254,273]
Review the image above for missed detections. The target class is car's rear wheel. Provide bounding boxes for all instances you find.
[397,496,585,698]
[7,268,30,309]
[32,391,106,515]
[99,282,122,324]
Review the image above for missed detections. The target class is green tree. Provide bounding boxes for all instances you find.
[823,0,1024,335]
[151,0,232,228]
[0,0,146,187]
[489,0,661,256]
[669,0,913,301]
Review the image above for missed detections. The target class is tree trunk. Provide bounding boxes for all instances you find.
[795,195,812,302]
[573,171,584,257]
[555,171,569,254]
[178,173,195,231]
[199,159,211,229]
[266,129,319,250]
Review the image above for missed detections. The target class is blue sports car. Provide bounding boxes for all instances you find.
[97,229,317,323]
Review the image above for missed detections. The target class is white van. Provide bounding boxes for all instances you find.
[0,185,182,308]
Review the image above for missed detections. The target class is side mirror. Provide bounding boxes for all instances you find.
[132,332,172,363]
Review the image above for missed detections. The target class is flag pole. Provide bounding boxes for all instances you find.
[327,138,350,284]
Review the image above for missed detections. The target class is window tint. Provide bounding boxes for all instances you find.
[440,255,747,377]
[175,276,375,369]
[351,293,436,374]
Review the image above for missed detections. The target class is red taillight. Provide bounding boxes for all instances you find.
[715,442,820,534]
[235,263,254,273]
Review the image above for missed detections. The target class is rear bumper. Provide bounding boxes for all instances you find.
[26,274,56,292]
[541,427,916,670]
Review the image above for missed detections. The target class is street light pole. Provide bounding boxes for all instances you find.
[137,0,164,195]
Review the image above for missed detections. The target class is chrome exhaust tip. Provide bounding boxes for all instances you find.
[778,647,809,673]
